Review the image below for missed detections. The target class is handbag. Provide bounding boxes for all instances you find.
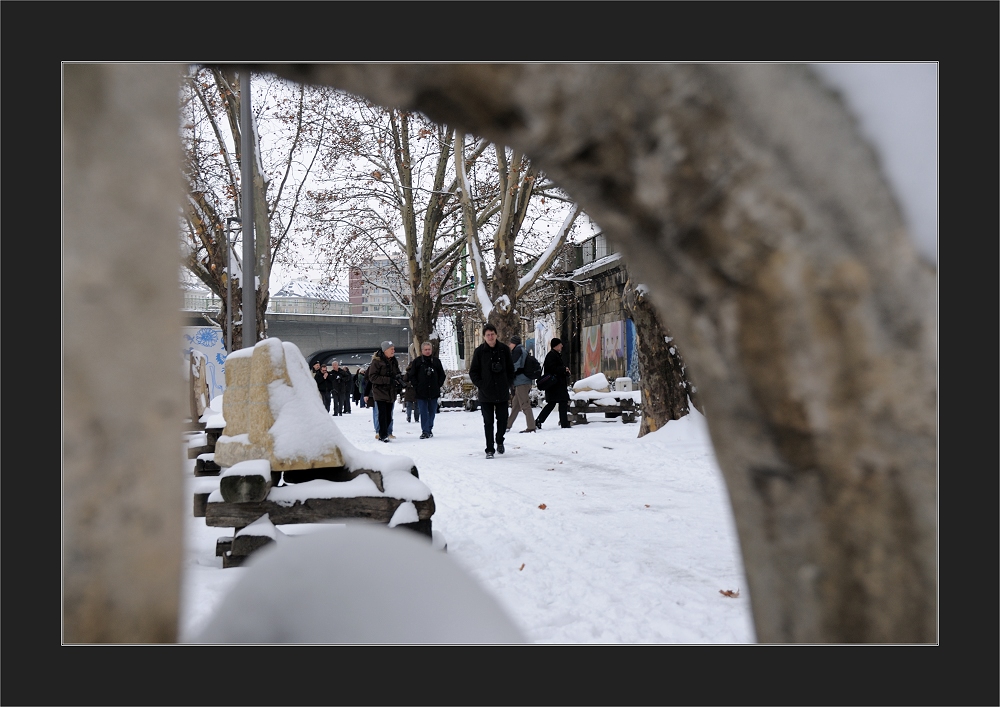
[536,373,556,391]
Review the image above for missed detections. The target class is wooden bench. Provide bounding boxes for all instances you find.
[190,431,435,567]
[567,396,638,424]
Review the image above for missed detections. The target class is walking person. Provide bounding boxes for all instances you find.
[328,360,344,415]
[469,324,515,459]
[363,369,379,438]
[505,335,537,434]
[368,342,401,443]
[402,373,419,424]
[314,362,334,413]
[535,338,572,430]
[406,341,446,439]
[331,360,352,415]
[356,367,367,408]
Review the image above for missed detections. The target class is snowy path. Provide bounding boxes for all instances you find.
[180,403,756,643]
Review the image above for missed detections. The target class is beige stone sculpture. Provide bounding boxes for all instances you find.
[214,337,345,471]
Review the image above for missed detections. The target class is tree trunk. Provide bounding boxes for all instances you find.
[488,259,521,343]
[260,63,937,644]
[622,278,700,436]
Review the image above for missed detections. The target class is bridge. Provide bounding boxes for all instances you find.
[184,311,411,371]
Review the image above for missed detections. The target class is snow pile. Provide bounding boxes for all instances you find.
[234,513,286,542]
[199,393,225,428]
[388,501,419,528]
[220,459,270,479]
[573,372,610,393]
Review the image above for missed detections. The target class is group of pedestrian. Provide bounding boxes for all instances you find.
[358,340,448,443]
[312,360,353,416]
[312,326,572,458]
[469,324,572,459]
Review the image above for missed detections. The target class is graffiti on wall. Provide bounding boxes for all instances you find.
[626,319,640,383]
[183,326,227,401]
[582,324,602,377]
[601,320,626,381]
[534,314,557,361]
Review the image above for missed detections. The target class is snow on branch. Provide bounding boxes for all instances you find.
[517,204,581,296]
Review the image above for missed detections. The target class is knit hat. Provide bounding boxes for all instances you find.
[550,337,562,348]
[380,341,393,352]
[509,335,522,345]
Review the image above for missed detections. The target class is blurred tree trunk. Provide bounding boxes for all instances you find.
[258,63,937,644]
[623,278,702,437]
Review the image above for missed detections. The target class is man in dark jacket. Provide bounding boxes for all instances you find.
[469,324,515,458]
[368,341,402,442]
[406,340,447,439]
[314,363,334,412]
[535,337,572,429]
[329,360,350,416]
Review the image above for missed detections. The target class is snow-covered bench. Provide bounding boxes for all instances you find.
[205,457,435,567]
[567,374,641,424]
[190,337,439,567]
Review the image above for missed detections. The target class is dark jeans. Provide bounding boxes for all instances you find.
[332,391,343,415]
[480,401,509,453]
[321,392,332,412]
[417,398,437,435]
[376,400,393,439]
[536,400,569,427]
[340,390,352,414]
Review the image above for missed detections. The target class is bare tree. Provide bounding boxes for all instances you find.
[305,98,583,353]
[181,67,335,349]
[455,132,582,343]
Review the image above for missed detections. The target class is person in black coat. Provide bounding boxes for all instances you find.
[329,360,351,416]
[468,323,515,458]
[535,337,572,429]
[314,363,334,413]
[406,341,447,439]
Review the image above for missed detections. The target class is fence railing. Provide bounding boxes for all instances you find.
[183,294,358,316]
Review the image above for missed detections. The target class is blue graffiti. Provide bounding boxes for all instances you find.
[194,328,221,347]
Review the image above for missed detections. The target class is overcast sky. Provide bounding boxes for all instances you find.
[811,62,938,264]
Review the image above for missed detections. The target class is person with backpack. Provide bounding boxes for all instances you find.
[505,335,538,434]
[534,337,572,430]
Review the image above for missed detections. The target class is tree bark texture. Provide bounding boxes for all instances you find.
[256,63,937,643]
[622,278,701,436]
[64,64,186,642]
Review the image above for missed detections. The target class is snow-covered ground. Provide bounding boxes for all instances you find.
[179,399,756,644]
